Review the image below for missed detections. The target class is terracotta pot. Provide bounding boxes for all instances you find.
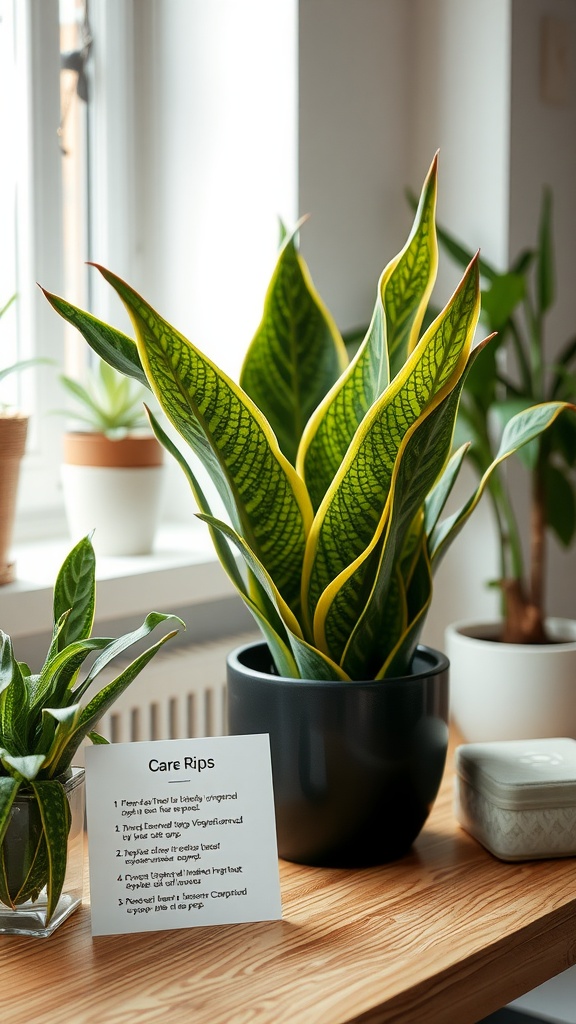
[0,413,28,585]
[61,432,165,556]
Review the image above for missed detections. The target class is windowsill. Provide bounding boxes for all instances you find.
[0,521,235,639]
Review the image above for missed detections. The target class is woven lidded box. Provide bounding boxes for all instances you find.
[454,737,576,861]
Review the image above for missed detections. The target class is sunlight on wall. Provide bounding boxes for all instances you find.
[135,0,298,381]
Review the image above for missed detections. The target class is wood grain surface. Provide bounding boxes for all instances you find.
[3,739,576,1024]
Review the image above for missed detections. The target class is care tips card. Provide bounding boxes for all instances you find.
[85,734,282,936]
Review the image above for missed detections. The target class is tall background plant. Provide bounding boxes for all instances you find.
[430,190,576,643]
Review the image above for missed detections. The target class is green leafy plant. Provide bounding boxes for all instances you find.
[58,356,150,439]
[0,534,183,923]
[43,156,571,683]
[429,190,576,643]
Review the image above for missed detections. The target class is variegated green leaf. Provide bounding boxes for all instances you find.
[30,637,112,720]
[302,253,480,635]
[430,401,575,566]
[317,366,470,674]
[53,534,97,649]
[0,648,29,756]
[0,776,22,908]
[240,231,348,465]
[74,612,184,698]
[197,513,346,680]
[379,538,433,678]
[0,775,20,843]
[41,288,149,388]
[424,442,469,537]
[30,780,70,923]
[147,408,248,597]
[94,266,313,617]
[298,154,439,512]
[0,631,15,700]
[12,831,49,907]
[49,629,181,777]
[1,753,46,781]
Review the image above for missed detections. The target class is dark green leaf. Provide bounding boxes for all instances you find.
[543,463,576,546]
[481,273,525,332]
[53,535,96,648]
[41,288,149,389]
[537,188,554,316]
[30,780,71,923]
[240,232,348,465]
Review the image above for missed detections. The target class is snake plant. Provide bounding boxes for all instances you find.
[0,534,183,924]
[43,156,570,682]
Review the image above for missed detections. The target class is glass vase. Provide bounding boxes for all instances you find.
[0,767,85,937]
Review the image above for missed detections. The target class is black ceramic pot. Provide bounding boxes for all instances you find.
[226,640,449,868]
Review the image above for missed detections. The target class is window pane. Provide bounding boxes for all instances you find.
[59,0,89,377]
[0,0,19,408]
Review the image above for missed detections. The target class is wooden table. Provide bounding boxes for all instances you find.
[3,741,576,1024]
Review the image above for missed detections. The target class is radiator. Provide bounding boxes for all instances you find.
[84,631,258,748]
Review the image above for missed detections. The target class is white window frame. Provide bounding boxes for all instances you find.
[14,0,67,529]
[14,0,138,535]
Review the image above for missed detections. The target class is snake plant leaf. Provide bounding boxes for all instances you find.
[93,265,313,618]
[0,776,22,909]
[380,538,434,678]
[302,253,480,634]
[49,629,181,778]
[53,534,96,649]
[1,752,46,781]
[148,410,293,663]
[88,730,109,744]
[40,288,149,389]
[197,513,347,680]
[387,151,439,371]
[30,637,113,719]
[38,706,83,774]
[74,612,185,699]
[430,401,575,567]
[424,442,470,537]
[0,631,15,698]
[298,153,439,512]
[196,513,302,638]
[319,366,471,676]
[146,408,248,597]
[0,775,20,842]
[198,529,302,677]
[0,654,30,756]
[30,779,71,923]
[12,831,49,907]
[240,230,348,465]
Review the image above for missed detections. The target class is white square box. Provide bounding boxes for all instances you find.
[454,738,576,861]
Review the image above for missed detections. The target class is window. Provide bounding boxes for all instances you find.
[2,0,92,529]
[3,0,298,538]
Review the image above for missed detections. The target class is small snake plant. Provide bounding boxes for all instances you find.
[0,534,183,923]
[43,156,570,682]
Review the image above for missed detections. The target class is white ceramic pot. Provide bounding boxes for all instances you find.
[61,464,164,556]
[445,618,576,742]
[61,432,164,557]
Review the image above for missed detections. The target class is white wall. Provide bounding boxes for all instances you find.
[508,0,576,621]
[132,0,298,382]
[298,0,413,332]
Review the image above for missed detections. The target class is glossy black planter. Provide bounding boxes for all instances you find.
[226,641,449,867]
